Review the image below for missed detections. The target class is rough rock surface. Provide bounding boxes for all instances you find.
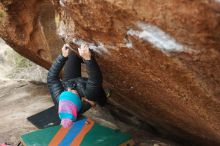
[0,0,220,145]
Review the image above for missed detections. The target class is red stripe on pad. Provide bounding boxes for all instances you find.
[48,127,70,146]
[70,118,94,146]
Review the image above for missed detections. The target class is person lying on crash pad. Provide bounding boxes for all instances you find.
[47,43,107,128]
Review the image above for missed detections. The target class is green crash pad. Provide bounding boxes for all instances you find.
[21,118,134,146]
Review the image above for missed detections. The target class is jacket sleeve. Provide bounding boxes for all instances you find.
[84,58,107,107]
[47,55,68,105]
[84,58,103,87]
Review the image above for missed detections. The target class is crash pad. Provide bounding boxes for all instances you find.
[27,106,60,129]
[21,118,135,146]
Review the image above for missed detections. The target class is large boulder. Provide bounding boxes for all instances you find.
[0,0,220,145]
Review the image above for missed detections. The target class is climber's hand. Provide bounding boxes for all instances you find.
[82,97,96,107]
[62,44,70,57]
[78,43,91,60]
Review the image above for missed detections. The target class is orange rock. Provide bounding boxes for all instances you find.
[0,0,220,145]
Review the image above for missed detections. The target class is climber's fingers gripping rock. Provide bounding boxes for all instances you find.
[78,44,91,61]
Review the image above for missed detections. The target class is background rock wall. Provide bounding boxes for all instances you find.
[0,0,220,145]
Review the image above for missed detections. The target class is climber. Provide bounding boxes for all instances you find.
[47,43,107,128]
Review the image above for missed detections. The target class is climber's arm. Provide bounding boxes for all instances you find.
[78,44,102,86]
[47,44,69,104]
[78,44,106,106]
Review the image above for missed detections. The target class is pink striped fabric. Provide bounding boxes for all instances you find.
[59,100,78,118]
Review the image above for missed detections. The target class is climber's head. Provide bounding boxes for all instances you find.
[63,80,97,107]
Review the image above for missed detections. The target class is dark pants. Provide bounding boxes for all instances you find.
[63,52,106,113]
[63,52,83,81]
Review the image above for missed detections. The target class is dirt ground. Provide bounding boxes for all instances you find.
[0,79,176,146]
[0,80,53,145]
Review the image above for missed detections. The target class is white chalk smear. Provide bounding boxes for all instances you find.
[126,42,133,48]
[59,0,65,7]
[57,21,66,38]
[57,23,111,55]
[71,38,110,55]
[70,38,134,55]
[124,38,133,48]
[215,0,220,3]
[127,22,193,53]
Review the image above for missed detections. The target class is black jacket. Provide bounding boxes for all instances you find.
[47,55,106,112]
[47,55,67,104]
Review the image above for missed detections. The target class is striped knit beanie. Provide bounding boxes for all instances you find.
[58,91,82,127]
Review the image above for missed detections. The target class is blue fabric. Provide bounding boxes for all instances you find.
[58,118,87,146]
[59,91,82,111]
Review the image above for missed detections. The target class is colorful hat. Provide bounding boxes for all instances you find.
[58,91,82,123]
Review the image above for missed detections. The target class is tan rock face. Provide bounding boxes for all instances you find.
[1,0,220,145]
[0,0,63,68]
